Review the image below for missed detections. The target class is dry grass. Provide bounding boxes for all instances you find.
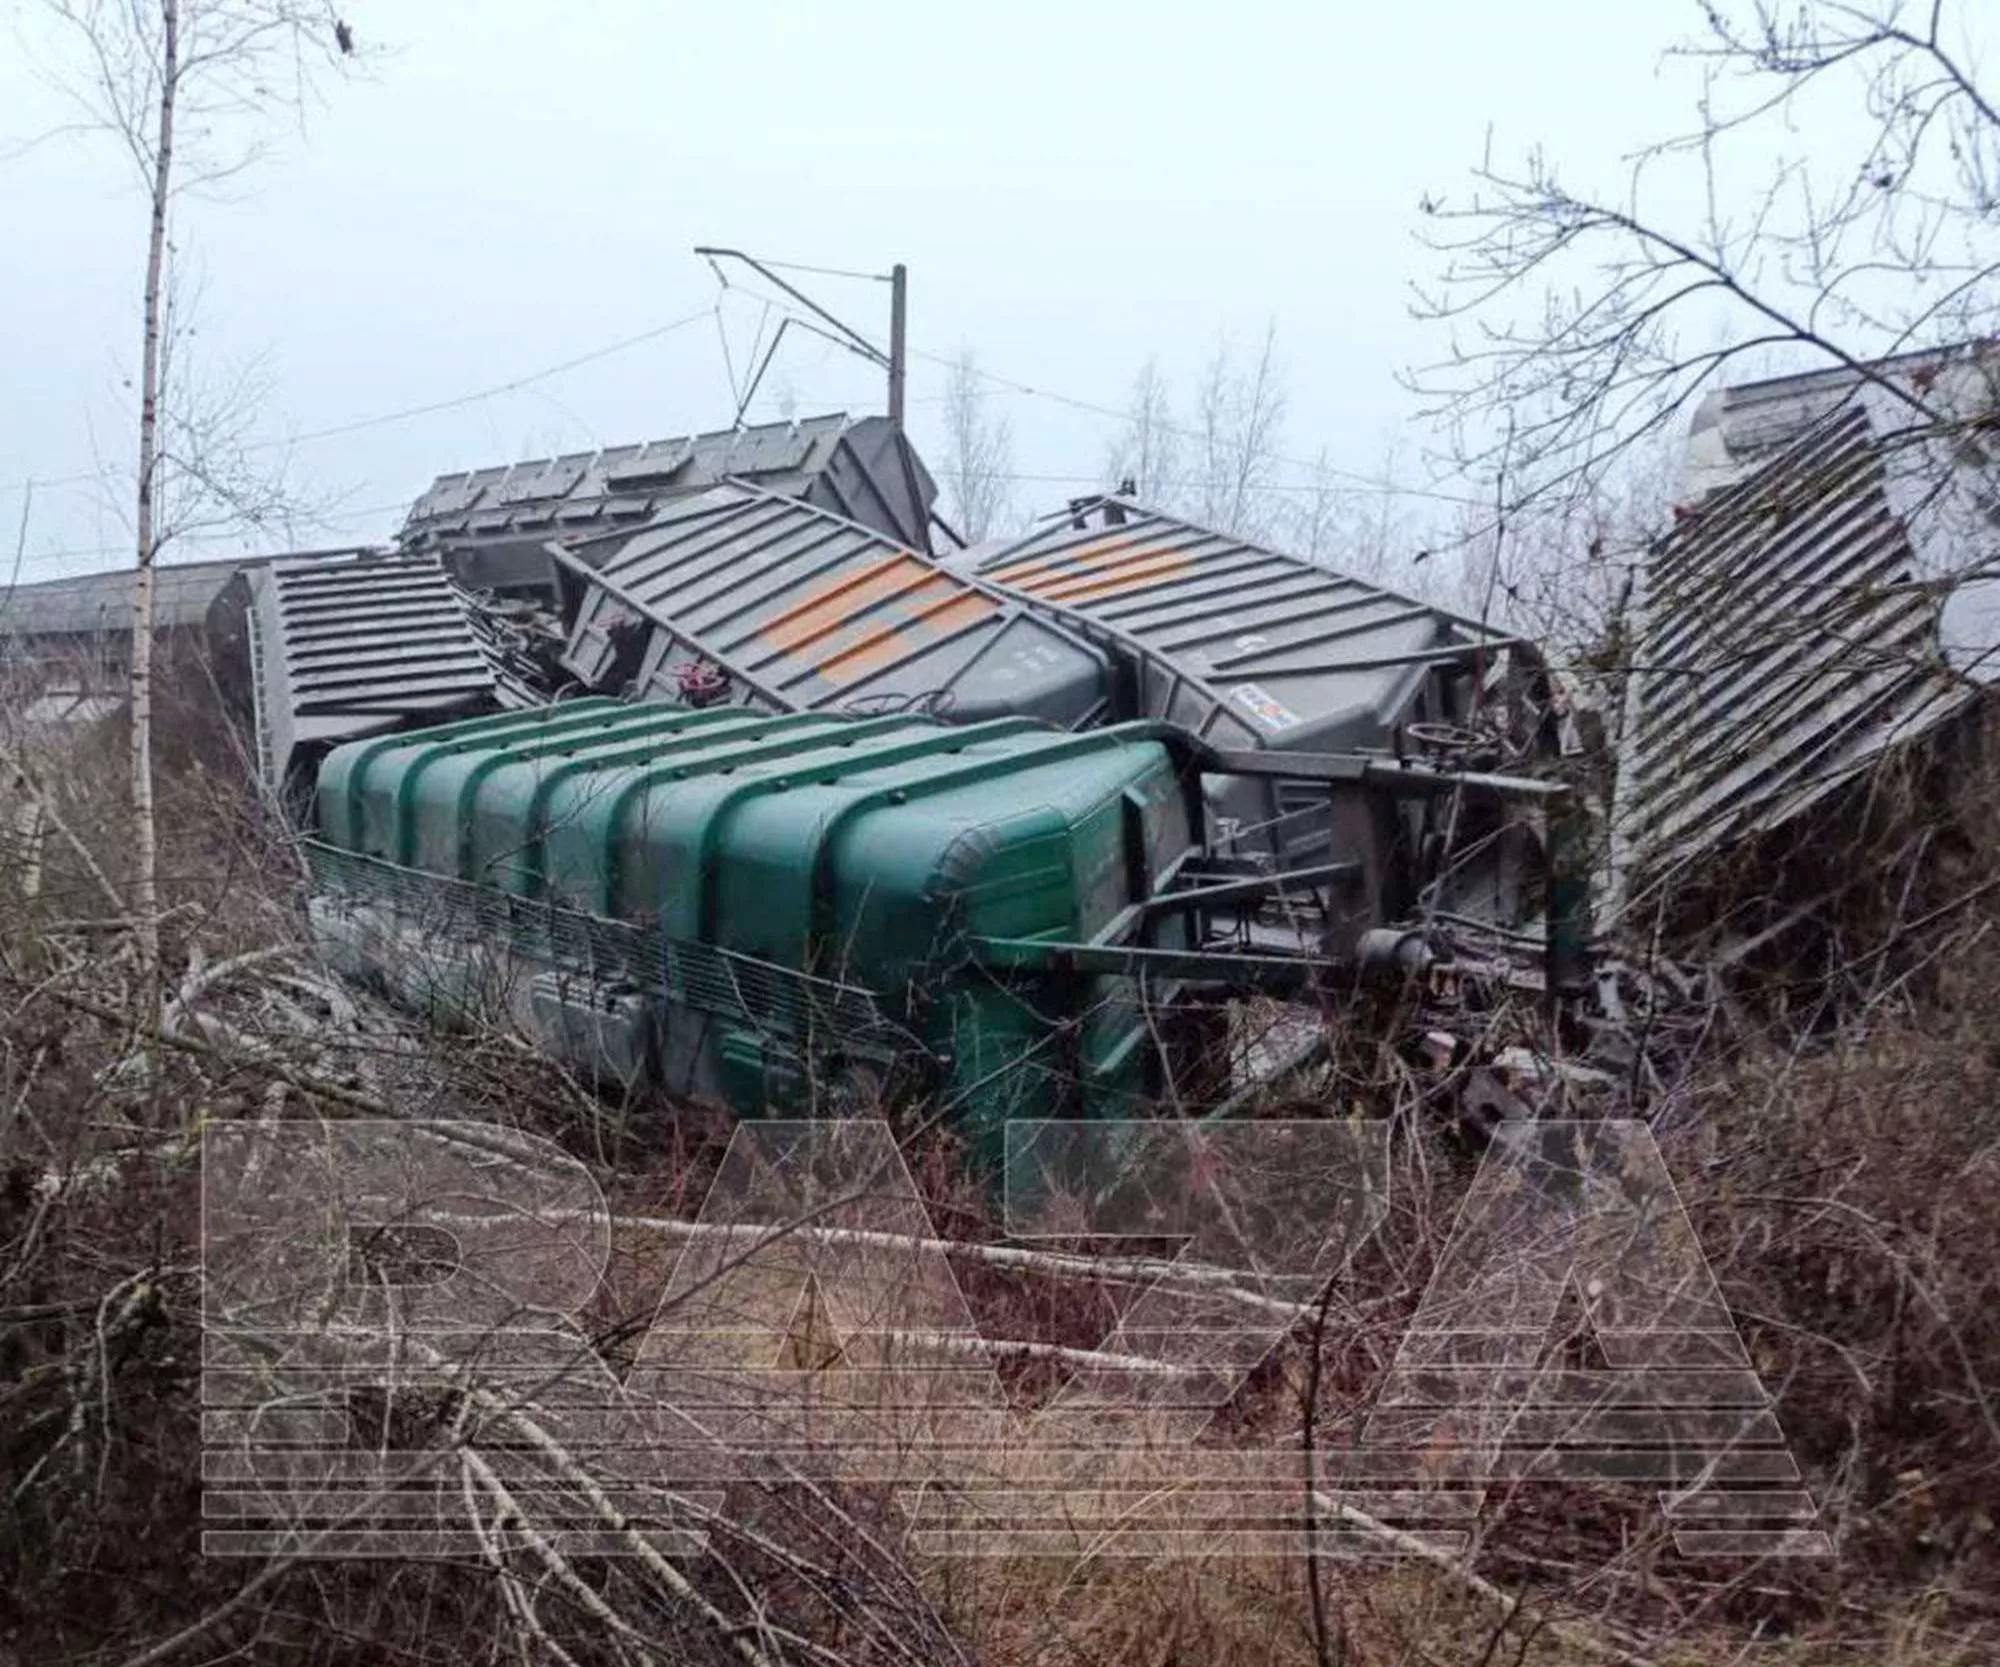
[2,659,1999,1664]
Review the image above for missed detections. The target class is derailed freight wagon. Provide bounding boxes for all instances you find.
[552,482,1113,728]
[306,699,1205,1155]
[290,471,1589,1143]
[968,497,1569,950]
[542,486,1578,970]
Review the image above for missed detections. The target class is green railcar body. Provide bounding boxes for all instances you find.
[306,698,1197,1152]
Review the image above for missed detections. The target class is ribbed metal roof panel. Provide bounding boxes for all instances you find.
[968,501,1544,878]
[1614,392,2000,903]
[404,415,849,532]
[553,483,1110,728]
[973,500,1524,756]
[400,413,939,583]
[232,551,500,786]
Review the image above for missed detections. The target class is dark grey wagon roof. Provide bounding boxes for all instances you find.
[972,499,1524,755]
[219,551,501,786]
[400,413,938,589]
[552,482,1109,728]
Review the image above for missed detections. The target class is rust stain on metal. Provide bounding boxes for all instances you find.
[916,591,999,637]
[987,537,1136,593]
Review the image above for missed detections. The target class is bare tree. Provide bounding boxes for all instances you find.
[1274,443,1412,581]
[1103,357,1181,502]
[1413,0,1998,517]
[939,347,1015,542]
[1191,321,1289,539]
[1103,351,1427,579]
[1412,1,2000,983]
[31,0,351,1000]
[1283,447,1341,567]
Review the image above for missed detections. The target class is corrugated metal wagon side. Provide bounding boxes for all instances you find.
[1611,384,2000,927]
[207,550,500,793]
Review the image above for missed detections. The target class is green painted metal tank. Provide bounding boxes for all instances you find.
[305,699,1196,1152]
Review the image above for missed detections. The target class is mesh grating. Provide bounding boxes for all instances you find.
[303,841,900,1043]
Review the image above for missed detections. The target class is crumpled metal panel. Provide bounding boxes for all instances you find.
[456,587,568,710]
[1682,344,2000,500]
[224,551,500,787]
[1613,388,2000,907]
[552,483,1110,728]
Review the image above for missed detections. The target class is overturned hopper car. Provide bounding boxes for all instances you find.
[539,487,1578,969]
[969,498,1559,936]
[553,483,1112,728]
[207,551,504,794]
[401,413,940,596]
[305,699,1208,1156]
[304,690,1588,1148]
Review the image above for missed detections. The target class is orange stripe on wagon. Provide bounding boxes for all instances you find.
[990,537,1193,603]
[757,556,939,657]
[815,589,998,685]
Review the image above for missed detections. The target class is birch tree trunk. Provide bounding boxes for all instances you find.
[130,0,178,1002]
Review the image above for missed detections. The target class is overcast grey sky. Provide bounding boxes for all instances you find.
[0,1,1737,577]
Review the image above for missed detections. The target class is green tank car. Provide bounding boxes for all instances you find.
[305,698,1197,1157]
